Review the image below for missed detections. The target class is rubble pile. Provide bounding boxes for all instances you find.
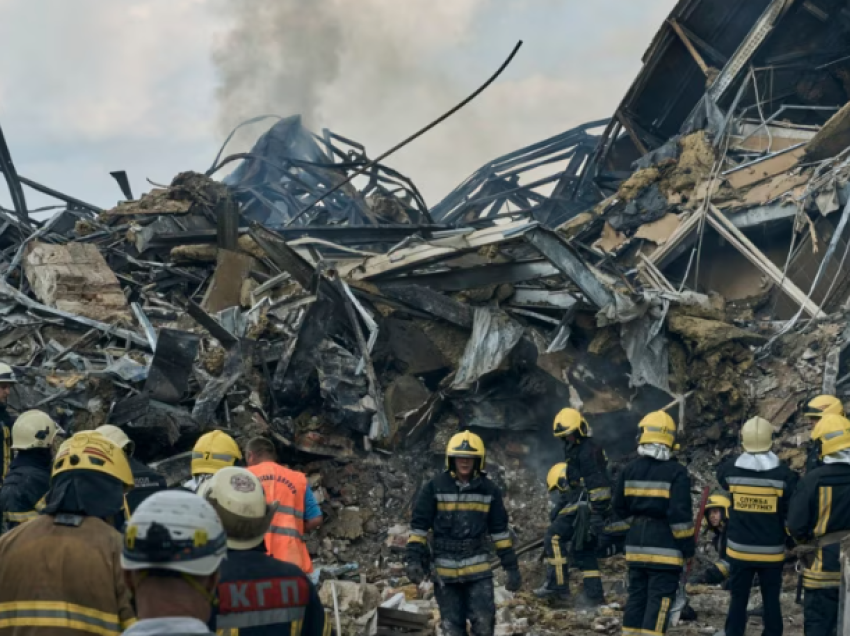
[4,1,850,634]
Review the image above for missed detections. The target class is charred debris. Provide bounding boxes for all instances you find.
[0,0,850,629]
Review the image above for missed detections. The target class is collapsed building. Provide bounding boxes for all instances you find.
[2,0,850,633]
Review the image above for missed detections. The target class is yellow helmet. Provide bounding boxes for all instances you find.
[95,424,135,457]
[52,431,134,487]
[637,411,676,448]
[741,416,773,453]
[546,462,568,492]
[805,395,844,420]
[12,410,61,450]
[553,408,589,438]
[814,414,850,457]
[445,431,486,472]
[191,431,242,476]
[706,492,731,515]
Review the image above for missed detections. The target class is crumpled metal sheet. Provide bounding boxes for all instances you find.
[619,294,670,392]
[452,307,524,391]
[316,339,374,434]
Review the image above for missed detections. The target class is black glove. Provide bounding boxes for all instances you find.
[406,561,425,585]
[597,543,619,559]
[505,568,522,592]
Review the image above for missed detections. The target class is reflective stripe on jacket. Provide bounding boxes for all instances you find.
[248,462,313,574]
[0,514,135,636]
[717,458,798,566]
[213,548,329,636]
[613,455,694,570]
[405,471,517,583]
[788,463,850,589]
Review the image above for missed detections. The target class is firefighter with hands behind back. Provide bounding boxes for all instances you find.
[613,411,694,636]
[405,430,520,636]
[717,416,799,636]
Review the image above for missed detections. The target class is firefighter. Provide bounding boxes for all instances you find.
[788,413,850,636]
[405,431,520,636]
[0,431,136,636]
[121,490,225,636]
[535,458,606,605]
[613,411,694,636]
[0,363,18,482]
[184,430,242,492]
[717,416,799,636]
[244,437,322,574]
[689,492,730,586]
[203,466,330,636]
[552,408,611,597]
[804,395,844,473]
[535,463,576,602]
[96,425,167,514]
[0,410,62,531]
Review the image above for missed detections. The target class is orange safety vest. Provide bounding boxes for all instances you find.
[247,462,313,573]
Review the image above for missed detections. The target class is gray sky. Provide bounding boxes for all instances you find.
[0,0,677,213]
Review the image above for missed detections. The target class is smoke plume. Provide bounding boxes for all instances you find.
[212,0,343,133]
[210,0,676,202]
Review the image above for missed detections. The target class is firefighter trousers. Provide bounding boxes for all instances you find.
[623,566,680,636]
[543,515,604,600]
[804,587,838,636]
[433,578,495,636]
[725,564,783,636]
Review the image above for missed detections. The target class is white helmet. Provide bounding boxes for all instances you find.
[12,410,61,450]
[204,466,272,550]
[95,424,135,457]
[0,363,17,384]
[122,490,227,576]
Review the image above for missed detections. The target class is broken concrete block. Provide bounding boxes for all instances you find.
[318,579,380,614]
[24,241,130,322]
[384,375,431,440]
[326,507,364,540]
[383,318,450,375]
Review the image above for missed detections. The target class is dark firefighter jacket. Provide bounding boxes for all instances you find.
[0,404,13,483]
[788,462,850,590]
[717,457,798,566]
[0,451,51,531]
[805,442,821,474]
[563,437,612,524]
[212,547,329,636]
[124,457,167,515]
[613,455,695,570]
[406,471,518,583]
[0,514,135,636]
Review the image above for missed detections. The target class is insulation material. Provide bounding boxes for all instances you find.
[634,213,681,245]
[742,172,809,205]
[594,222,628,253]
[726,147,805,190]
